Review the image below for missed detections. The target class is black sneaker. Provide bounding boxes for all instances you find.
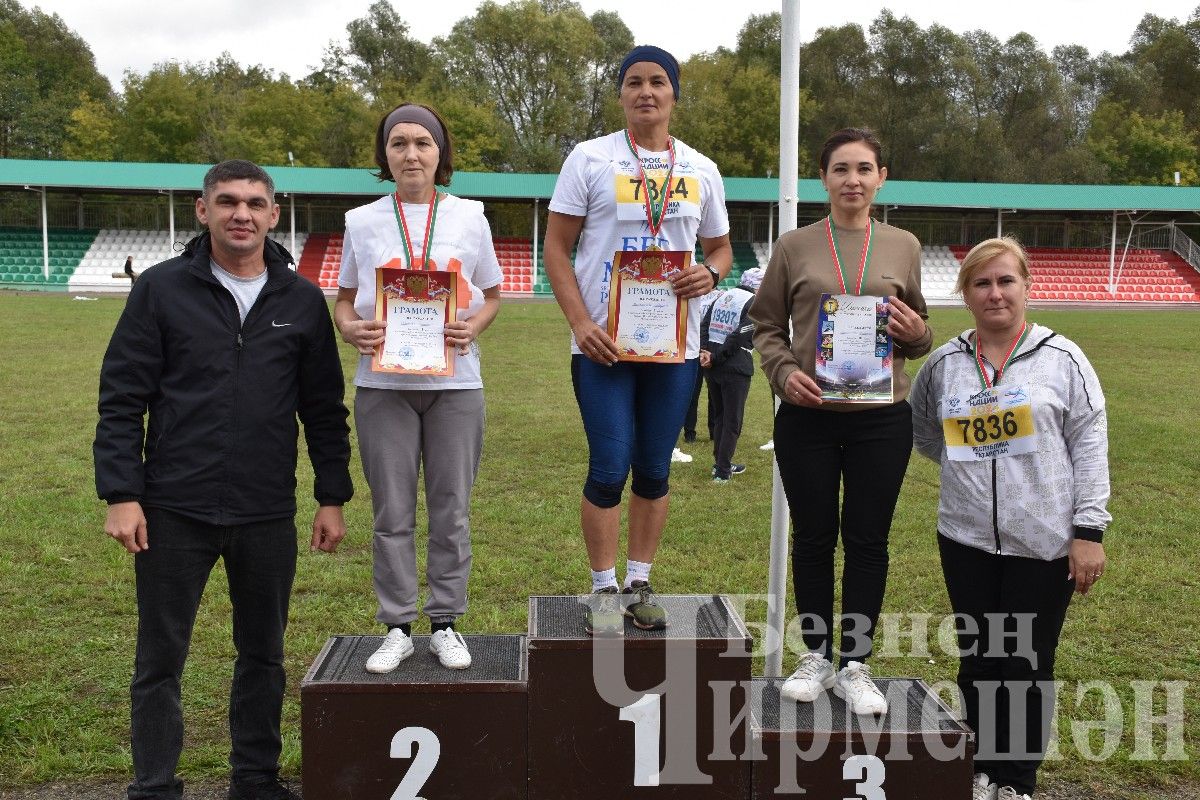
[683,431,697,443]
[711,464,747,477]
[622,580,668,630]
[583,586,623,635]
[228,778,301,800]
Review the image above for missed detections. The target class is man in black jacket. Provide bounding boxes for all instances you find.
[94,160,353,800]
[700,267,763,483]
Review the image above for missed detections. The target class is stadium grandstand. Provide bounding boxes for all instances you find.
[1,158,1197,305]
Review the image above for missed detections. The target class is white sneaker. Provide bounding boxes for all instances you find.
[429,628,472,669]
[780,652,835,702]
[671,447,693,463]
[365,628,414,674]
[759,439,774,451]
[973,773,998,800]
[833,660,888,716]
[996,788,1031,800]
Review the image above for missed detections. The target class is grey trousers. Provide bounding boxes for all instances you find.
[355,387,484,626]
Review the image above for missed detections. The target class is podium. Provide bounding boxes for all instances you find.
[526,595,753,799]
[749,677,973,798]
[301,634,528,799]
[300,601,974,799]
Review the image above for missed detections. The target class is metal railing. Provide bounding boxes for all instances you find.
[1168,227,1200,271]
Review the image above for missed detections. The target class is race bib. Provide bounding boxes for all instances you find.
[707,289,751,344]
[941,385,1037,461]
[614,171,701,221]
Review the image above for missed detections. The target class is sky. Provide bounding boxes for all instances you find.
[20,0,1200,91]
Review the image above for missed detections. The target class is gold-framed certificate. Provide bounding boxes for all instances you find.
[606,250,689,363]
[372,260,457,376]
[814,293,893,402]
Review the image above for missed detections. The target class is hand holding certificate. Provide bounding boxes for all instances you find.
[606,250,689,363]
[372,261,457,376]
[814,293,894,402]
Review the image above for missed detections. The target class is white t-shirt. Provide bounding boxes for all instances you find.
[549,131,730,358]
[339,193,503,390]
[210,260,267,324]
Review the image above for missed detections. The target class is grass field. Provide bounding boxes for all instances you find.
[0,292,1196,795]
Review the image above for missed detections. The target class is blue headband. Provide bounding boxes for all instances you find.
[618,45,680,100]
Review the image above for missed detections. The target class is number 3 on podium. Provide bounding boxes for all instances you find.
[843,753,885,799]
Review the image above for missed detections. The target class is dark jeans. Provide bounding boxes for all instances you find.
[773,401,912,667]
[709,371,750,478]
[939,533,1075,796]
[129,508,297,799]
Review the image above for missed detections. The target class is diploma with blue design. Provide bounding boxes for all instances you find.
[373,262,456,376]
[606,250,689,363]
[814,293,893,402]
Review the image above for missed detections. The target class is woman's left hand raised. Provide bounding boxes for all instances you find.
[670,263,717,300]
[1069,539,1106,595]
[444,320,478,355]
[885,295,927,345]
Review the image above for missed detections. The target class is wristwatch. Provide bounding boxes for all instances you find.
[704,264,721,288]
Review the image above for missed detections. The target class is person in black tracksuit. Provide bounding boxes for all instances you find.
[700,268,761,481]
[94,161,352,800]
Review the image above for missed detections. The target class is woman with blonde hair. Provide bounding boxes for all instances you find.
[910,237,1110,800]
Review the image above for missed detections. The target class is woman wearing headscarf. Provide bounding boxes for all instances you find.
[543,45,733,633]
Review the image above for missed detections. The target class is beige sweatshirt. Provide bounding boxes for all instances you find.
[750,218,932,411]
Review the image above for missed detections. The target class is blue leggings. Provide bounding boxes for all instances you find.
[570,355,699,507]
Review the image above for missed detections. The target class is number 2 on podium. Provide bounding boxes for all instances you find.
[390,726,440,800]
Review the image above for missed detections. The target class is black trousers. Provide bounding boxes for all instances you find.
[683,366,712,440]
[709,371,751,478]
[129,508,297,799]
[938,533,1075,796]
[773,401,912,667]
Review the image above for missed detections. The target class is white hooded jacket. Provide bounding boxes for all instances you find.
[911,324,1111,561]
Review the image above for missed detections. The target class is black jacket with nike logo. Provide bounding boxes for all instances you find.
[94,232,353,525]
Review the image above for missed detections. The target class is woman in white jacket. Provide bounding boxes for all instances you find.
[910,237,1110,800]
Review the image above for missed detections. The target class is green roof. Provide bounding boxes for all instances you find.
[2,158,1198,212]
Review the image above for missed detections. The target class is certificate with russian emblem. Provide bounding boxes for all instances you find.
[372,262,456,376]
[814,293,893,402]
[606,250,689,363]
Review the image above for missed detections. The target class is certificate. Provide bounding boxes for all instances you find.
[606,250,689,363]
[371,261,456,376]
[814,293,893,402]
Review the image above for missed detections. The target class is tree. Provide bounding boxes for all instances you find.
[436,0,632,171]
[736,12,781,70]
[0,0,113,158]
[673,54,788,177]
[673,13,816,178]
[61,93,118,162]
[798,23,872,168]
[117,63,208,163]
[321,1,435,103]
[1088,100,1198,185]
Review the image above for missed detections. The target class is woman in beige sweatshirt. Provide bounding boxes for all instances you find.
[751,127,931,716]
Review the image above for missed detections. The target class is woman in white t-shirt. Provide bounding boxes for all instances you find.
[335,103,503,672]
[544,45,733,634]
